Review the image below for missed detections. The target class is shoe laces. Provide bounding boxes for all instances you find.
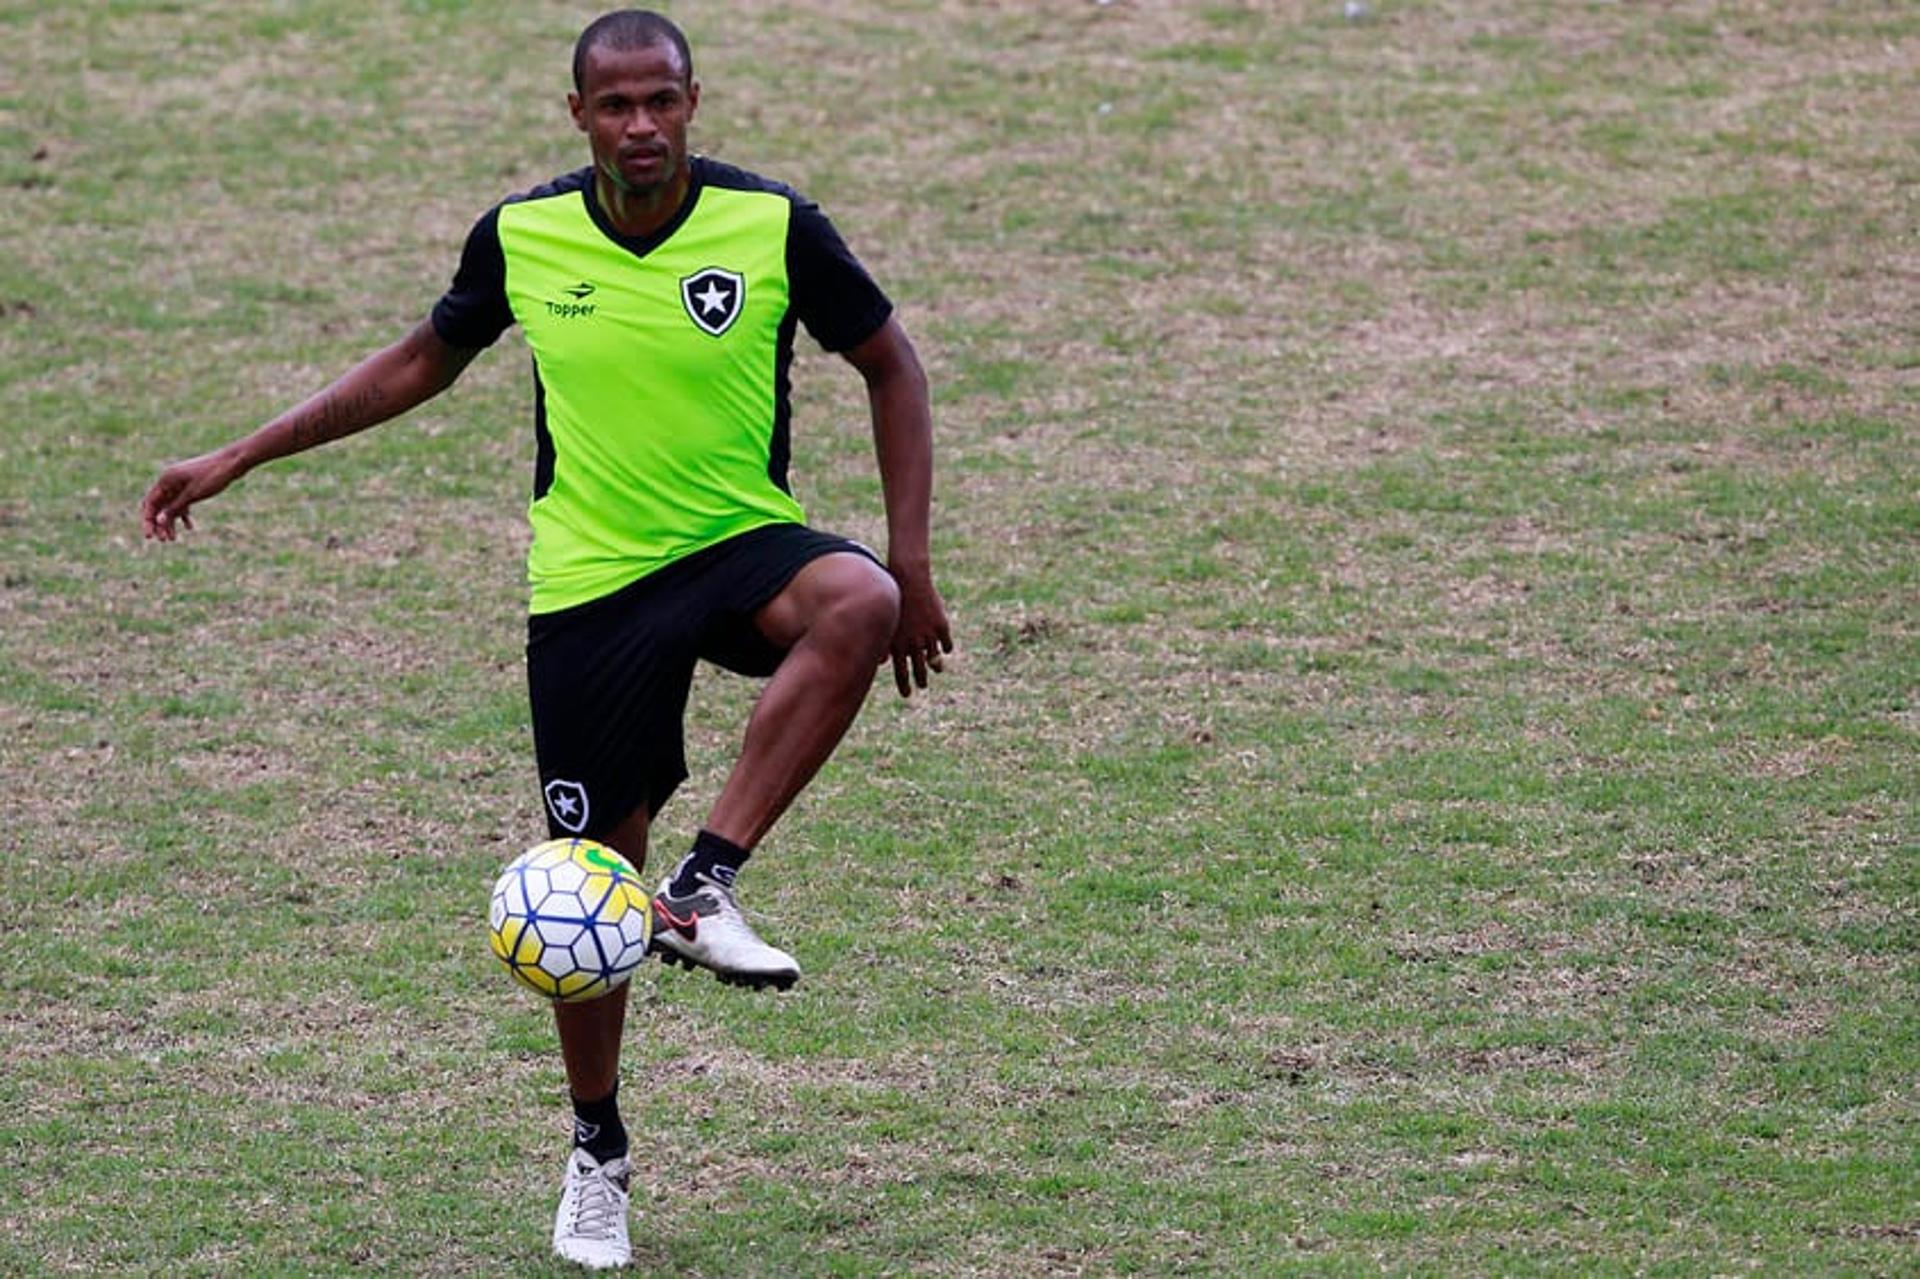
[694,873,748,923]
[571,1158,628,1240]
[675,874,791,957]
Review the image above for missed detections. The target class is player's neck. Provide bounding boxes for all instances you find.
[594,165,692,240]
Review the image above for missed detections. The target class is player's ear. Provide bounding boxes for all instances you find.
[686,79,700,118]
[568,91,586,132]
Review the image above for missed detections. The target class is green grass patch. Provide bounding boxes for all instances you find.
[2,0,1915,1274]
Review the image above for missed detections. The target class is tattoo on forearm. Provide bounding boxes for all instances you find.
[292,383,386,451]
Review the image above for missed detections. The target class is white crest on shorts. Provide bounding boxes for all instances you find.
[543,778,590,834]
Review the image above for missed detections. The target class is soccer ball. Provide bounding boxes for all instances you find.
[488,838,654,1002]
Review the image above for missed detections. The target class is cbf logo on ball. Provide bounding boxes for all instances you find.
[680,267,744,336]
[543,777,590,833]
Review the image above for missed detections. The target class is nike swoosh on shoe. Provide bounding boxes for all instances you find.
[652,895,701,942]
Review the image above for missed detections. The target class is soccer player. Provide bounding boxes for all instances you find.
[139,10,950,1270]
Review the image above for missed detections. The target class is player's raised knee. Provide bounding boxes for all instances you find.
[800,554,898,659]
[831,557,901,646]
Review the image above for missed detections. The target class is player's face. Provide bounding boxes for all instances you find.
[569,41,699,199]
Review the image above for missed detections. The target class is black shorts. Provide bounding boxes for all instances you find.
[526,523,879,841]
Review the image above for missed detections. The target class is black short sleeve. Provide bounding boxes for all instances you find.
[430,206,514,350]
[786,197,893,353]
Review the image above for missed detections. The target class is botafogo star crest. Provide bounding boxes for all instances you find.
[680,267,745,336]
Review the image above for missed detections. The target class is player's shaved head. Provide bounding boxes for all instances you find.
[574,9,693,93]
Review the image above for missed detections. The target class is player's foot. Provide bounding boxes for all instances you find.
[552,1147,632,1270]
[651,874,801,990]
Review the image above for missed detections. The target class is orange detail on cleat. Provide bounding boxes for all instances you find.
[652,897,699,941]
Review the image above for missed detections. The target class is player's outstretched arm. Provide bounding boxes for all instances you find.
[140,320,480,542]
[842,316,953,697]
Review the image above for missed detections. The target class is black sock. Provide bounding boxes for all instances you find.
[666,829,751,897]
[572,1084,628,1164]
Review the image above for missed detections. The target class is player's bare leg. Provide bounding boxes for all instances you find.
[551,804,648,1270]
[712,553,900,847]
[652,554,899,988]
[554,804,649,1099]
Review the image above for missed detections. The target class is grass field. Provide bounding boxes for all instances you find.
[3,1,1916,1273]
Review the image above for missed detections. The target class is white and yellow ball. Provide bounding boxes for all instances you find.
[488,838,653,1002]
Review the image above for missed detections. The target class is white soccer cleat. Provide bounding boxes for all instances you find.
[651,875,802,990]
[552,1148,632,1271]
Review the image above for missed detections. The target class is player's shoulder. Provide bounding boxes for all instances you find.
[695,156,807,206]
[498,167,593,213]
[460,168,592,246]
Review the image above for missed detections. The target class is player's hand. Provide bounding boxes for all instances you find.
[141,448,244,542]
[887,563,951,698]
